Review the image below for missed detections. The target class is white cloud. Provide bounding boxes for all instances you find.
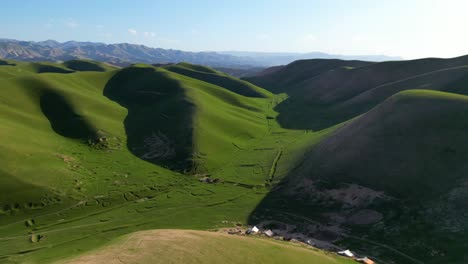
[128,28,138,35]
[143,31,156,38]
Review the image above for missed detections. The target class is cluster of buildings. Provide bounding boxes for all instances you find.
[245,225,375,264]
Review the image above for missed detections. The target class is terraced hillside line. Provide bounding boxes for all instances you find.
[268,149,283,183]
[361,65,468,94]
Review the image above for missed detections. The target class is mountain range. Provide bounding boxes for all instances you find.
[0,39,401,68]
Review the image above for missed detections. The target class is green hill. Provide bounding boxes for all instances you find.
[0,60,329,263]
[247,55,468,130]
[251,90,468,264]
[62,60,117,72]
[3,56,468,264]
[166,62,271,98]
[244,56,468,263]
[289,89,468,198]
[245,59,373,93]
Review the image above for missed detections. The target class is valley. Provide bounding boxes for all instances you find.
[1,55,468,263]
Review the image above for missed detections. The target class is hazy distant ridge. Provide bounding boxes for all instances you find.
[0,39,401,67]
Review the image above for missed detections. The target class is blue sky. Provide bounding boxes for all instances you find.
[1,0,468,59]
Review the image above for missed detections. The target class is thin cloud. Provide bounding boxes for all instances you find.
[143,31,156,38]
[128,28,138,35]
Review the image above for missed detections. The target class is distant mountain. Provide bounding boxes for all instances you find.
[0,39,402,68]
[0,39,254,67]
[220,51,402,66]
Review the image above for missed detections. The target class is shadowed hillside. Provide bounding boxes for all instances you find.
[29,62,74,74]
[63,60,116,72]
[0,59,15,66]
[104,66,195,171]
[247,55,468,130]
[245,59,374,93]
[19,78,99,141]
[40,90,99,140]
[250,90,468,264]
[289,90,468,199]
[165,63,270,98]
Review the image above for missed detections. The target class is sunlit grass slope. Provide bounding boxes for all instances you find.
[59,230,354,264]
[0,60,330,263]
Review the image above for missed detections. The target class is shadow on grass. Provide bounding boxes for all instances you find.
[103,66,195,171]
[21,78,99,141]
[63,60,107,72]
[273,99,347,131]
[40,90,98,140]
[166,65,268,98]
[31,63,74,74]
[0,60,15,66]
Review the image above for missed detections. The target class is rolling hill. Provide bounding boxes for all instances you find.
[288,90,468,198]
[246,55,468,130]
[2,54,468,264]
[0,58,333,263]
[246,57,468,264]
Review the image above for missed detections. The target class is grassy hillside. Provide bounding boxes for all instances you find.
[4,56,468,264]
[166,62,271,98]
[59,230,354,264]
[289,89,468,199]
[63,60,117,72]
[244,56,468,264]
[245,59,373,93]
[247,55,468,130]
[250,90,468,264]
[0,60,331,263]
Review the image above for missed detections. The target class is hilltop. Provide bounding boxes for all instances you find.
[59,229,354,264]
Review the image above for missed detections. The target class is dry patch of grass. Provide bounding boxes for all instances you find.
[59,229,353,264]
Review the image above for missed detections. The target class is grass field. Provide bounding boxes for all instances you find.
[0,59,333,263]
[2,56,468,263]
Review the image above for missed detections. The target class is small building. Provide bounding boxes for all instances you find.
[264,229,274,237]
[252,226,259,233]
[356,257,375,264]
[337,249,354,258]
[247,226,260,234]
